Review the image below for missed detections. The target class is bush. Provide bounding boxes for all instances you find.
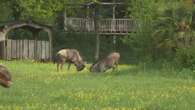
[175,47,195,69]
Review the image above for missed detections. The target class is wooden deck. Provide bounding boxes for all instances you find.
[64,18,136,35]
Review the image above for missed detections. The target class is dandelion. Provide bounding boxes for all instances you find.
[191,87,195,92]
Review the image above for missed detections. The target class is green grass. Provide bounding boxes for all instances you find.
[0,60,195,110]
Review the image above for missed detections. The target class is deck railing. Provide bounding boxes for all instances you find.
[64,18,136,34]
[98,19,135,34]
[64,18,95,32]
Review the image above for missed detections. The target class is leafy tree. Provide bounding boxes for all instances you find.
[123,0,195,68]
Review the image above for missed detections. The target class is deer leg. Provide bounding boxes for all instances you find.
[67,63,71,70]
[112,66,116,72]
[115,61,119,70]
[60,63,64,71]
[57,63,60,72]
[112,62,118,72]
[115,64,118,71]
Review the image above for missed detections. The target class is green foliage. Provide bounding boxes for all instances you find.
[0,0,95,23]
[0,2,12,21]
[15,0,68,23]
[123,0,195,68]
[175,47,195,69]
[124,0,162,61]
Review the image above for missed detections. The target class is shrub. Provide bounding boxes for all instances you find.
[175,47,195,69]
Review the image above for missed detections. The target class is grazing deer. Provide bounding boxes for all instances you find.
[54,49,85,71]
[0,65,12,88]
[90,52,120,73]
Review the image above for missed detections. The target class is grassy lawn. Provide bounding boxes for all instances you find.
[0,60,195,110]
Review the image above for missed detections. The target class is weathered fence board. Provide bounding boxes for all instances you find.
[45,41,50,59]
[29,40,35,59]
[23,40,28,59]
[0,41,4,58]
[2,39,50,60]
[11,40,16,58]
[6,40,12,59]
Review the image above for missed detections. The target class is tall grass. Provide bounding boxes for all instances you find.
[0,60,195,110]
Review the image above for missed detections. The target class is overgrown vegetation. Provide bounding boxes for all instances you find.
[123,0,195,68]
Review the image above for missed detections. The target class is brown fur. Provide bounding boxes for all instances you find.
[90,52,120,73]
[0,65,12,88]
[55,49,85,71]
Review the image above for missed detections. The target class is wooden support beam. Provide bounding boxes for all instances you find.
[113,36,116,51]
[112,2,116,51]
[94,4,100,61]
[64,10,68,31]
[95,34,100,61]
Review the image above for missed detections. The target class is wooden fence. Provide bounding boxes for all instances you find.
[1,39,51,60]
